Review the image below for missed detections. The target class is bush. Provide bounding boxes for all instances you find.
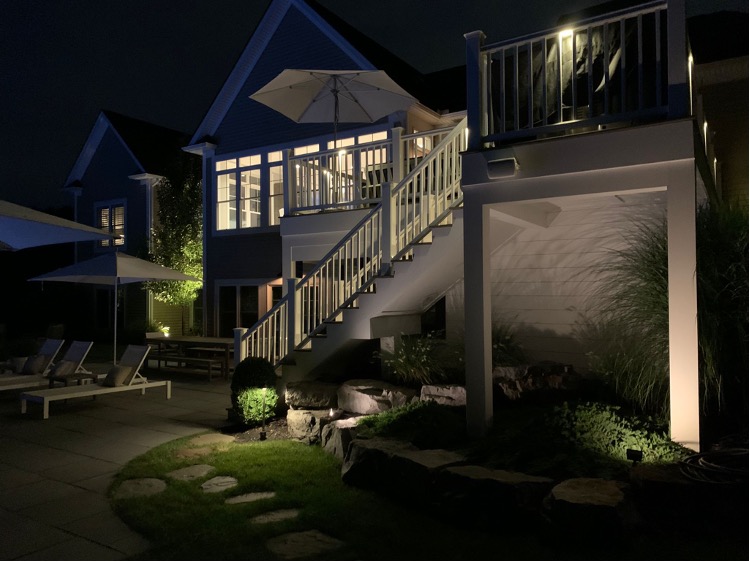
[235,387,279,425]
[231,357,278,424]
[380,333,445,386]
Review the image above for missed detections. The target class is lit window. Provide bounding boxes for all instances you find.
[96,202,125,247]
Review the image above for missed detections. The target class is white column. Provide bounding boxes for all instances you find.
[463,201,493,437]
[667,160,700,451]
[233,327,248,367]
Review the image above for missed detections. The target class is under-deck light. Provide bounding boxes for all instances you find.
[559,29,573,40]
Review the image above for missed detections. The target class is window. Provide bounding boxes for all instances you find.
[96,201,125,247]
[217,284,259,337]
[215,153,277,231]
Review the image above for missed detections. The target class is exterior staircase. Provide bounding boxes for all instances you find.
[235,118,467,381]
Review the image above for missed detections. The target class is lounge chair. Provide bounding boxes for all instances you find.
[20,345,171,419]
[46,341,95,387]
[0,338,65,391]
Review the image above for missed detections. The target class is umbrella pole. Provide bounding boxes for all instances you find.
[113,278,118,365]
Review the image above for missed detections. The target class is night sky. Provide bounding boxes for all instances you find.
[1,0,745,211]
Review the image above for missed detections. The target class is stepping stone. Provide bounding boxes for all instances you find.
[250,508,300,524]
[266,529,344,560]
[189,433,236,447]
[201,475,238,493]
[225,491,276,505]
[175,446,213,459]
[114,478,167,499]
[167,464,214,481]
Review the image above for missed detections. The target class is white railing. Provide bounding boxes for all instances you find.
[287,127,455,215]
[236,119,467,366]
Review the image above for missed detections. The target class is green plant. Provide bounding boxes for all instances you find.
[235,387,278,424]
[380,333,445,386]
[357,400,466,449]
[551,402,691,464]
[491,321,527,367]
[585,203,748,421]
[230,357,278,423]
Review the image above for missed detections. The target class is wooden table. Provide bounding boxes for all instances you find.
[145,335,234,379]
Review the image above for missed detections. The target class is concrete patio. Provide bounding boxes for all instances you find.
[0,363,231,560]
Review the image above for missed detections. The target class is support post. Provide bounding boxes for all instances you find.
[286,277,300,354]
[380,182,395,275]
[465,30,487,151]
[667,160,700,451]
[390,127,404,185]
[282,148,292,216]
[233,327,248,367]
[667,0,688,118]
[463,202,493,437]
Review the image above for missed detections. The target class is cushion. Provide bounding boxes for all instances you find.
[102,365,131,387]
[48,360,77,378]
[22,354,47,375]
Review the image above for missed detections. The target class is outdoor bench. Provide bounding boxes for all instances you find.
[148,353,225,381]
[20,379,171,419]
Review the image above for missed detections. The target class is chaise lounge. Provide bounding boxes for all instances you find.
[20,345,171,419]
[46,340,95,387]
[0,338,65,391]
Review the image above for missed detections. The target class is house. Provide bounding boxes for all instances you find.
[63,110,197,339]
[190,0,736,451]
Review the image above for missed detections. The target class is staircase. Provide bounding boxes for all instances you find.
[235,118,468,380]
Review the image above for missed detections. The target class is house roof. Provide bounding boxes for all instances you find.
[188,0,464,146]
[66,111,191,187]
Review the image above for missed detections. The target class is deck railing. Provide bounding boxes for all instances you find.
[236,118,467,366]
[286,127,455,215]
[465,0,695,148]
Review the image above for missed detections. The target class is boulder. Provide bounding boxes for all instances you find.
[543,478,638,538]
[321,417,362,461]
[437,465,554,524]
[341,437,466,498]
[420,384,466,406]
[494,362,580,401]
[337,379,417,414]
[285,381,339,410]
[287,409,329,444]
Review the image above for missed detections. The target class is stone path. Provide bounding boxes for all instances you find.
[113,432,346,559]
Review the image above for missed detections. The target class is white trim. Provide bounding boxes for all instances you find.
[189,0,377,145]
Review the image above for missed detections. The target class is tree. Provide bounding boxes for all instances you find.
[145,155,203,333]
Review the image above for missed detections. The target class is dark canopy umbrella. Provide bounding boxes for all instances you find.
[30,252,200,364]
[0,199,111,251]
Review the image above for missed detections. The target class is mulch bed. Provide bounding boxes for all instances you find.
[226,417,291,443]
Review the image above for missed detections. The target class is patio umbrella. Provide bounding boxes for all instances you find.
[250,69,416,144]
[30,252,200,364]
[0,199,112,251]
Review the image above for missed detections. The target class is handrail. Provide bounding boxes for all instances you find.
[236,119,467,366]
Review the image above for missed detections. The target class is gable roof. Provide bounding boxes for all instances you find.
[65,111,191,187]
[189,0,461,146]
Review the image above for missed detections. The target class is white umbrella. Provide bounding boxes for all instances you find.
[1,199,112,251]
[250,69,416,143]
[30,252,200,364]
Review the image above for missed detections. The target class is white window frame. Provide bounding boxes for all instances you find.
[94,199,126,249]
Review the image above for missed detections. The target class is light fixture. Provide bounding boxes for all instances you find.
[559,28,573,40]
[487,157,519,179]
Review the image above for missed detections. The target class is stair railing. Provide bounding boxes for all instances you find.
[235,118,467,366]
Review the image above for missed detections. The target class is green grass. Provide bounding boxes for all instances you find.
[112,438,550,560]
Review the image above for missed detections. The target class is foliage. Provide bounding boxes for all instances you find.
[230,357,278,423]
[551,402,691,464]
[356,400,466,449]
[491,321,527,367]
[235,387,278,425]
[585,203,748,420]
[379,332,446,386]
[144,155,203,309]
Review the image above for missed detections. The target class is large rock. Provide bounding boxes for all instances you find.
[337,379,417,414]
[321,417,362,460]
[285,381,339,410]
[543,478,638,537]
[437,465,554,525]
[493,362,580,401]
[341,437,466,498]
[287,409,329,444]
[420,384,466,406]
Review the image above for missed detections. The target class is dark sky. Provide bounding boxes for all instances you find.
[1,0,745,211]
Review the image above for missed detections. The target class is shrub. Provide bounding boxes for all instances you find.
[231,357,278,424]
[235,387,279,425]
[551,402,691,463]
[380,333,445,386]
